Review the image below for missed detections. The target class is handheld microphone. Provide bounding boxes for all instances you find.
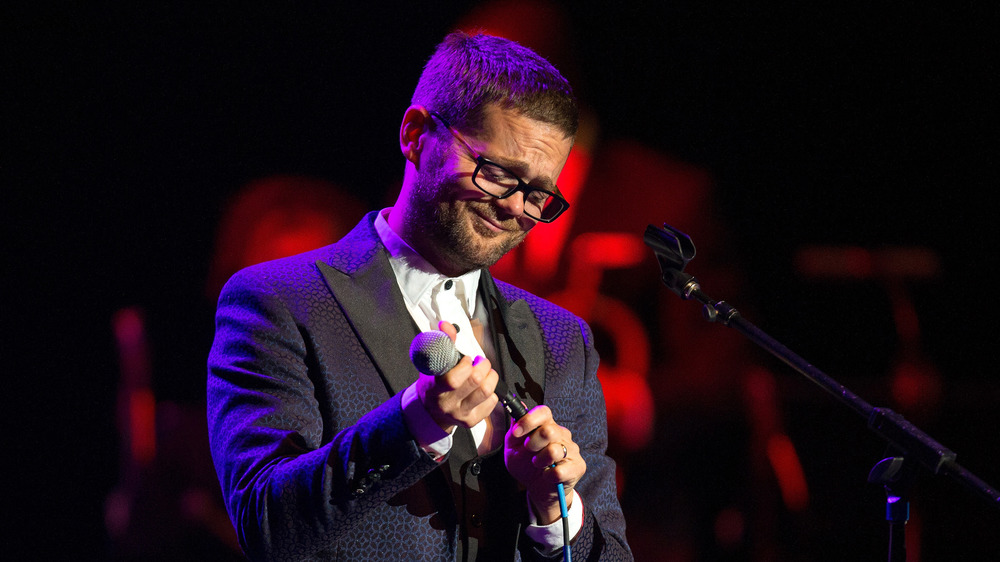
[409,330,528,420]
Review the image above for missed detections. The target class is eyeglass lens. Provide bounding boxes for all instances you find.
[474,162,562,221]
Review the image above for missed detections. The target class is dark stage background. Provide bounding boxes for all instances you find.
[8,2,999,560]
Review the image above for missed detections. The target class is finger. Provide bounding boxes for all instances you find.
[458,361,493,396]
[437,320,458,342]
[534,455,586,491]
[459,357,493,391]
[523,421,569,453]
[439,354,475,389]
[465,392,500,423]
[455,370,500,426]
[532,441,572,469]
[511,405,553,438]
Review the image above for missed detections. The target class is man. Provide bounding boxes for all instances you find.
[208,31,632,561]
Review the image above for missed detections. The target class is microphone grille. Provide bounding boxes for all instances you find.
[409,330,460,376]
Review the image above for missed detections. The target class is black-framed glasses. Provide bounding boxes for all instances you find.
[428,111,570,223]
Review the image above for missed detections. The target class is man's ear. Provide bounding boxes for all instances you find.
[399,105,432,165]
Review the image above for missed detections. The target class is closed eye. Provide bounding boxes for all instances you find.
[525,189,551,206]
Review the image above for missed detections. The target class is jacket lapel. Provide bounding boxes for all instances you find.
[315,214,420,397]
[480,271,546,409]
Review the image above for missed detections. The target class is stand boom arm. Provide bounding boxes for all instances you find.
[644,223,1000,508]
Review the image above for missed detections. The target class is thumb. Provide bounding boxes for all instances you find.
[437,320,459,343]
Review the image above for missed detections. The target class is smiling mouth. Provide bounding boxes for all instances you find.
[472,209,509,233]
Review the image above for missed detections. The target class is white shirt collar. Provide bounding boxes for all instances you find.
[374,208,481,317]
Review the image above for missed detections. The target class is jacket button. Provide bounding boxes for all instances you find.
[469,460,481,476]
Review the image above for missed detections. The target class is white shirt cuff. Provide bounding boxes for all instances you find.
[524,489,584,554]
[400,382,453,461]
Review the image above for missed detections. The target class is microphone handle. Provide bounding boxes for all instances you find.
[495,378,528,420]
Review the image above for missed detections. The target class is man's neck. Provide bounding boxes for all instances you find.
[384,207,472,278]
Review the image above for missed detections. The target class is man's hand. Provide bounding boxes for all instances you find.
[504,405,587,525]
[414,321,499,433]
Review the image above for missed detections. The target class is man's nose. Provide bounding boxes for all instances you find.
[492,190,525,218]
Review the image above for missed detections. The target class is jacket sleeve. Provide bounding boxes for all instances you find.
[206,268,439,561]
[520,317,634,562]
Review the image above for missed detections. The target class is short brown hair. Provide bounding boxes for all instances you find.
[411,31,578,137]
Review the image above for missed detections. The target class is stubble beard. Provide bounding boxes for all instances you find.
[405,147,528,274]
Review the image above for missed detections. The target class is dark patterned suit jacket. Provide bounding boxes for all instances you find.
[207,212,632,561]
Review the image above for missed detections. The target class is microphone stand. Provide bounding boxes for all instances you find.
[644,223,1000,561]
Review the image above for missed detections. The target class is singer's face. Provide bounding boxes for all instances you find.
[404,106,573,276]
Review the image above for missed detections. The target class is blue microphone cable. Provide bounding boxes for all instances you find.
[557,481,571,562]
